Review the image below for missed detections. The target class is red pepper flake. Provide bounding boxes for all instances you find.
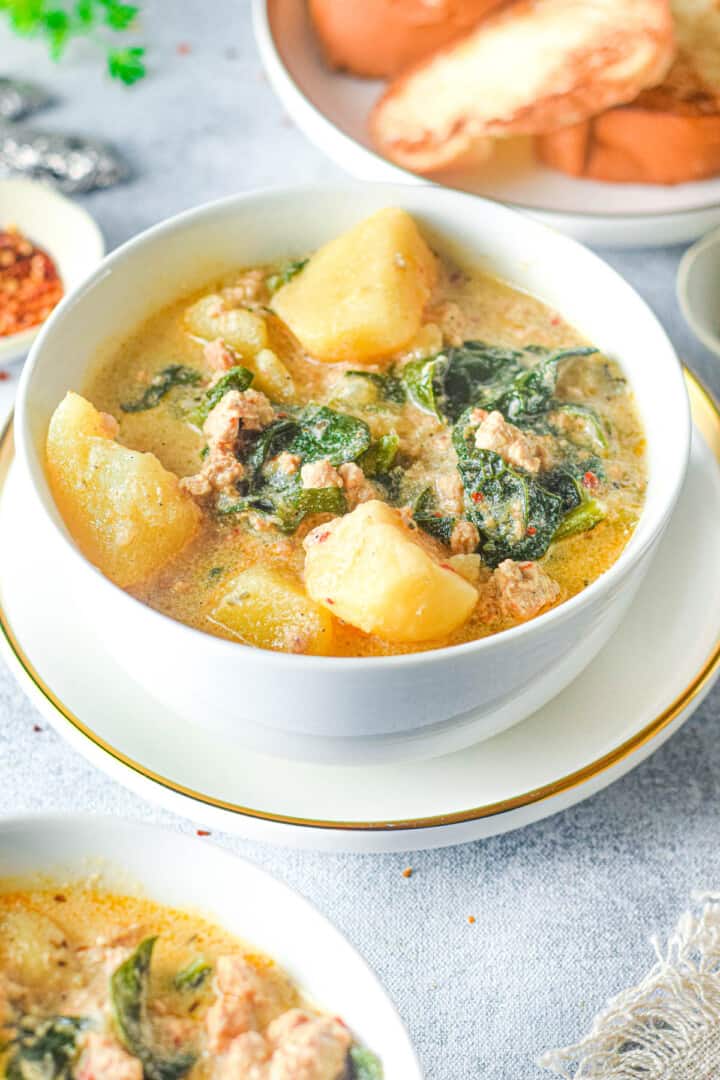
[402,867,413,878]
[471,491,484,503]
[54,893,67,903]
[316,530,330,543]
[550,315,561,326]
[177,42,192,55]
[196,829,211,837]
[468,915,476,924]
[326,597,335,605]
[0,371,8,381]
[0,226,63,337]
[526,526,537,536]
[434,511,442,518]
[582,470,599,490]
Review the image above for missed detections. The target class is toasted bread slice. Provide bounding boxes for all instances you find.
[371,0,675,173]
[310,0,509,80]
[536,0,720,183]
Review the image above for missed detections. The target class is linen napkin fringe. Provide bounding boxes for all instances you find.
[539,892,720,1079]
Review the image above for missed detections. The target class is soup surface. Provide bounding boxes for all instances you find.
[46,208,646,656]
[0,881,377,1079]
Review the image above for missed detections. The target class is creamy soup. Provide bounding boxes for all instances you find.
[46,209,646,657]
[0,883,378,1079]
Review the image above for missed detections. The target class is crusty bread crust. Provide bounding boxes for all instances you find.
[537,0,720,184]
[371,0,675,172]
[309,0,509,79]
[536,108,720,184]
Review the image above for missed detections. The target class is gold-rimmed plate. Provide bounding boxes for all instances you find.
[0,370,719,852]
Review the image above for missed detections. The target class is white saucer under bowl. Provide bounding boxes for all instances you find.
[1,371,719,853]
[253,0,720,249]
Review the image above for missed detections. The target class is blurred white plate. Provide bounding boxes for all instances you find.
[678,227,720,358]
[253,0,720,249]
[0,372,719,853]
[0,179,104,365]
[0,815,421,1080]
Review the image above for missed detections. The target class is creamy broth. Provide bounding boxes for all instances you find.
[82,253,645,657]
[0,883,365,1079]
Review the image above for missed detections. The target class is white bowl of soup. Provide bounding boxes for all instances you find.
[0,814,420,1078]
[14,184,690,760]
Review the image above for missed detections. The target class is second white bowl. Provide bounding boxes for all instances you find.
[0,814,420,1075]
[678,226,720,359]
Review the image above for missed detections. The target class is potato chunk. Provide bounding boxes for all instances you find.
[250,348,295,402]
[271,208,437,364]
[210,566,335,655]
[46,392,200,588]
[0,909,70,986]
[304,501,476,642]
[185,295,268,358]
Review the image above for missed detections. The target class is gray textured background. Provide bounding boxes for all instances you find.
[1,4,719,1077]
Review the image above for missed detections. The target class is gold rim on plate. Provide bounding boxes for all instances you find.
[1,369,719,833]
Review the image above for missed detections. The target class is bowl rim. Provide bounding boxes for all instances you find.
[0,811,423,1075]
[14,181,691,671]
[677,226,720,359]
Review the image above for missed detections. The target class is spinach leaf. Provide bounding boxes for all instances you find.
[453,416,565,565]
[402,354,446,417]
[349,1046,384,1080]
[412,487,456,547]
[476,346,596,422]
[345,370,406,405]
[458,450,565,566]
[266,258,308,294]
[285,406,371,466]
[120,365,202,413]
[542,458,606,541]
[216,486,346,533]
[358,433,399,477]
[548,403,608,452]
[542,457,604,515]
[173,957,212,992]
[215,405,368,532]
[373,465,406,505]
[553,497,605,542]
[243,418,298,487]
[401,341,597,424]
[436,342,526,422]
[242,405,370,479]
[111,937,195,1080]
[270,485,347,534]
[189,365,254,428]
[5,1016,85,1080]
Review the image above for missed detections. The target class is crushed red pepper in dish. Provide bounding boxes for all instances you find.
[0,225,63,337]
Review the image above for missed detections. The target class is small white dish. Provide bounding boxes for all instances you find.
[0,178,105,365]
[253,0,720,249]
[0,372,717,852]
[678,227,720,358]
[0,814,421,1077]
[12,183,689,763]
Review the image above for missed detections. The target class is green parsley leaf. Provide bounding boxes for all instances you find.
[107,44,146,84]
